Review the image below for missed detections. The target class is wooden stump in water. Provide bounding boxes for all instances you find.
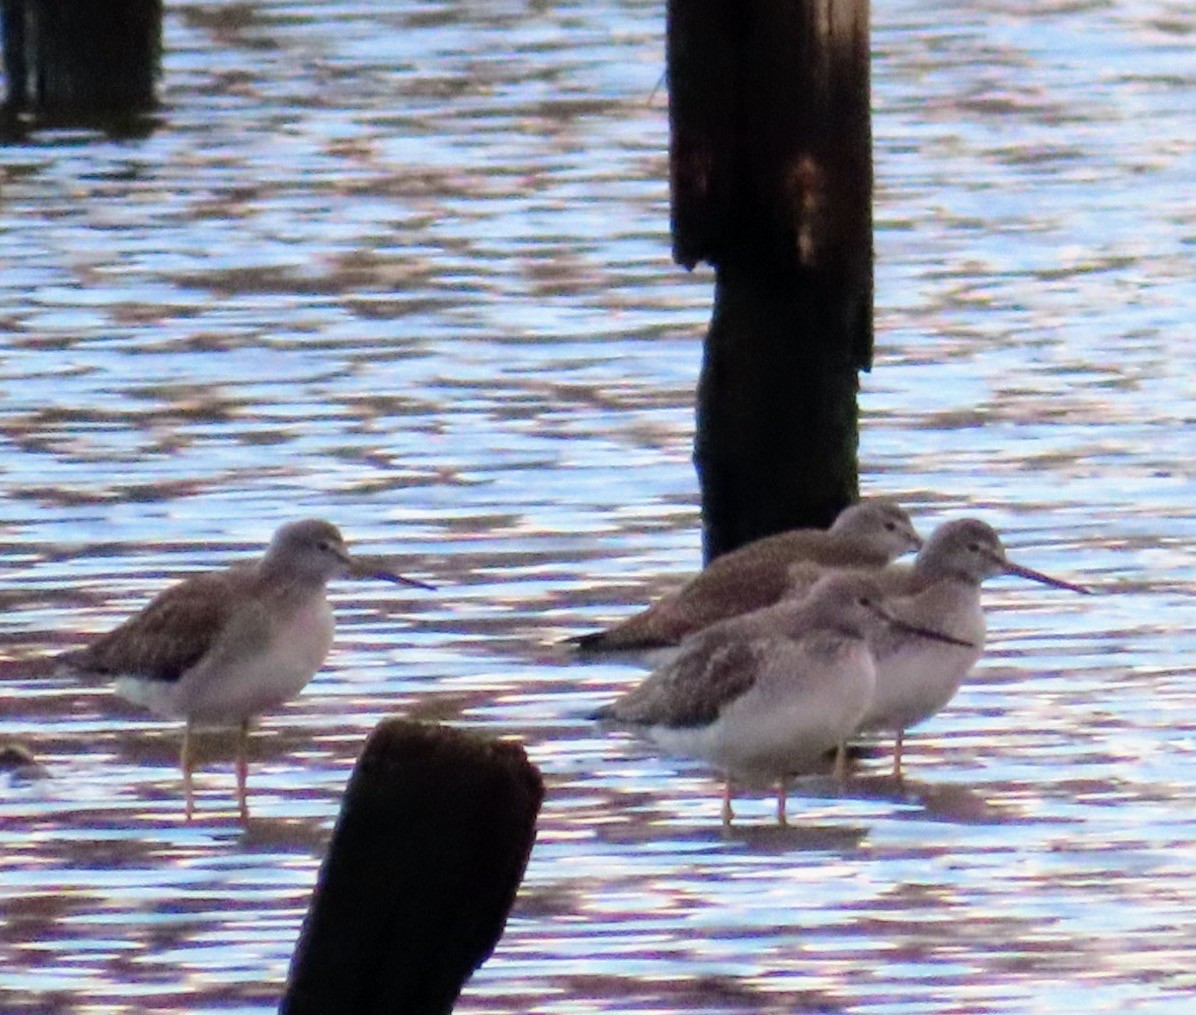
[1,0,160,117]
[668,0,874,560]
[281,719,544,1015]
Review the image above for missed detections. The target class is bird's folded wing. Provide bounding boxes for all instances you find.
[60,571,241,682]
[668,561,793,632]
[604,637,766,729]
[574,552,799,652]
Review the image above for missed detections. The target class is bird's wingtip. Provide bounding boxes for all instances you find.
[51,646,114,682]
[587,703,621,723]
[565,630,606,651]
[51,652,87,679]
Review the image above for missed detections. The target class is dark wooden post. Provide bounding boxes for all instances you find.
[669,1,873,561]
[1,0,28,111]
[281,720,544,1015]
[2,0,161,117]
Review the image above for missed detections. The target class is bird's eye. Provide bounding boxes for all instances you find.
[317,540,332,552]
[884,521,897,532]
[967,542,981,553]
[857,595,873,608]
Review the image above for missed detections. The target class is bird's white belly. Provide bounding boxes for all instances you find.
[114,673,189,720]
[652,652,875,780]
[134,599,336,726]
[860,590,984,733]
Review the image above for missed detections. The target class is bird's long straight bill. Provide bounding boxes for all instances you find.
[349,555,436,590]
[1003,559,1090,594]
[380,571,437,591]
[888,617,976,649]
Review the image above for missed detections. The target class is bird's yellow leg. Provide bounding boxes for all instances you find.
[181,721,195,822]
[892,729,905,783]
[236,719,250,825]
[833,741,848,783]
[721,776,735,827]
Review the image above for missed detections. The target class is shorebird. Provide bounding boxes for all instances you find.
[570,498,922,657]
[593,573,972,826]
[57,519,433,823]
[847,518,1090,779]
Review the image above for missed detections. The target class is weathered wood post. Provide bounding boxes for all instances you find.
[1,0,161,117]
[669,1,874,561]
[1,0,27,112]
[281,720,544,1015]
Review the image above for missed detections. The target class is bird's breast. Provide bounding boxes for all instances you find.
[173,596,336,725]
[861,582,985,731]
[655,636,875,779]
[265,596,337,681]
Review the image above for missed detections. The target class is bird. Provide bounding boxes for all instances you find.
[592,572,973,826]
[842,518,1091,779]
[56,519,434,823]
[570,498,922,657]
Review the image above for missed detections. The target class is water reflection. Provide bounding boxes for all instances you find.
[2,0,1195,1011]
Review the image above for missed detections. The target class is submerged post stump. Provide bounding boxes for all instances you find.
[668,0,874,561]
[1,0,161,117]
[282,720,544,1015]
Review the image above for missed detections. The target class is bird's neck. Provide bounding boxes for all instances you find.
[824,531,887,562]
[778,603,863,644]
[254,563,329,601]
[912,559,981,590]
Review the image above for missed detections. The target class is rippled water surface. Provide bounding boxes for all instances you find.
[2,0,1194,1011]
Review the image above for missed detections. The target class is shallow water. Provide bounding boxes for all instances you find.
[1,0,1194,1011]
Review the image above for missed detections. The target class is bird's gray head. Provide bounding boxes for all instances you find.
[916,518,1089,593]
[801,573,898,639]
[263,519,435,591]
[829,499,922,559]
[262,519,353,583]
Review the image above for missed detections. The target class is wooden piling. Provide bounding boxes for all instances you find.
[1,0,161,118]
[1,0,28,112]
[668,0,873,560]
[281,720,544,1015]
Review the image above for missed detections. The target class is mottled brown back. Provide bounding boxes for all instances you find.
[59,569,252,683]
[596,636,765,728]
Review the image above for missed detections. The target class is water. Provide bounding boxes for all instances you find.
[1,0,1193,1010]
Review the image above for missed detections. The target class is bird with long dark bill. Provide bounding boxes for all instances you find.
[846,518,1090,778]
[571,498,922,657]
[57,519,433,823]
[594,573,974,826]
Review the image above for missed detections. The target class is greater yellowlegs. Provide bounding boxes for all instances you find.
[593,573,971,825]
[57,519,433,822]
[853,518,1090,778]
[572,498,921,656]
